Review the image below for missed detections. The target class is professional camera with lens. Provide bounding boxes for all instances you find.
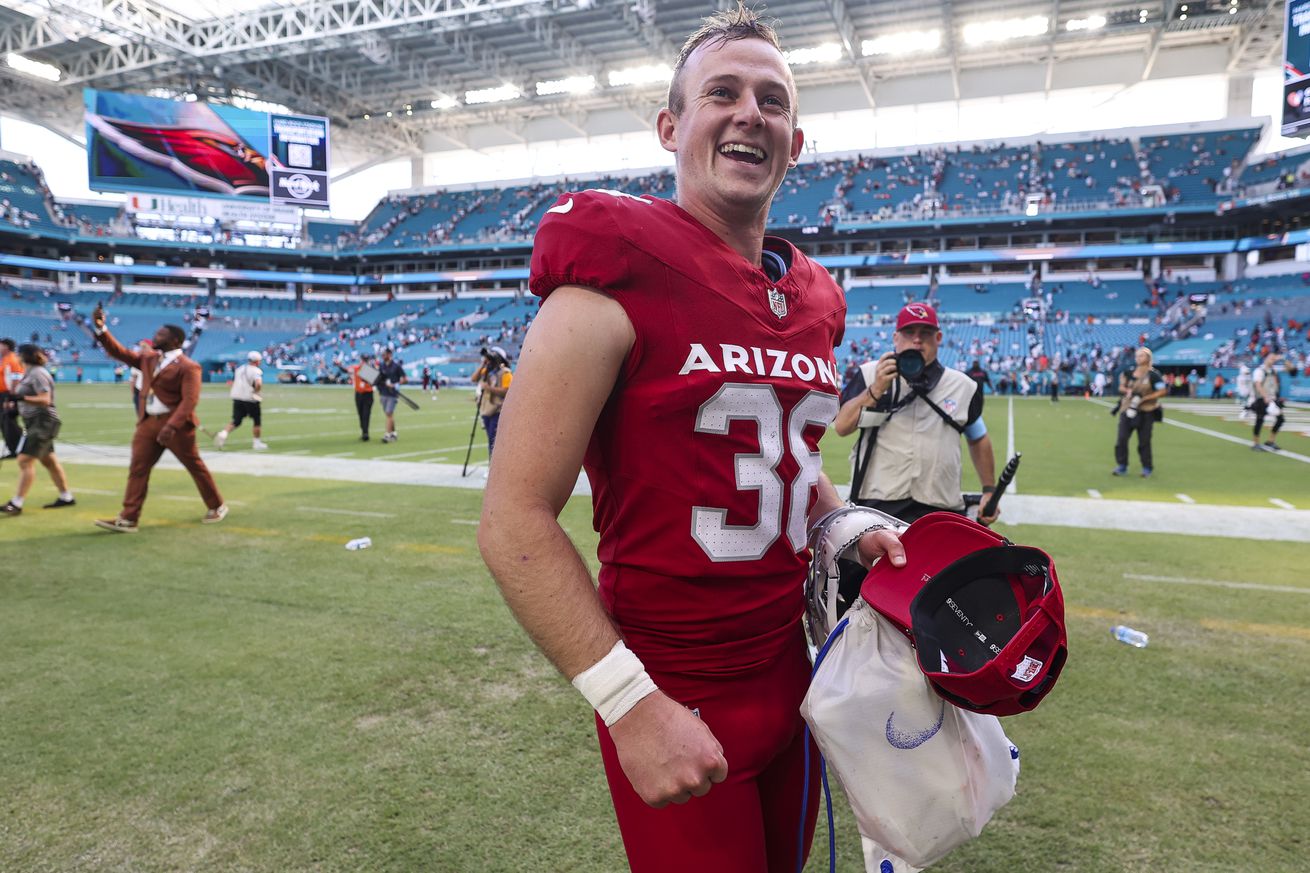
[895,348,928,386]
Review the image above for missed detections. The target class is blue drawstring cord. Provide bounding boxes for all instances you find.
[796,617,849,873]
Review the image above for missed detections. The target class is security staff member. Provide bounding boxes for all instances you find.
[834,302,999,525]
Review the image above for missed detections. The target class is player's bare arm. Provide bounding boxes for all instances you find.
[478,284,728,808]
[479,285,630,677]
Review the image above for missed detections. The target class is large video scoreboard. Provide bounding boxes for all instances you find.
[84,89,330,208]
[1285,0,1310,137]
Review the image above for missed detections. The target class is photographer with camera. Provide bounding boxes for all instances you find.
[470,346,512,458]
[835,302,998,525]
[1111,346,1166,477]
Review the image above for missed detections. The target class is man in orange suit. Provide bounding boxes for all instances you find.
[90,303,227,532]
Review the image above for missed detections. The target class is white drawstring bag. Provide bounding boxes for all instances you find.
[801,597,1020,870]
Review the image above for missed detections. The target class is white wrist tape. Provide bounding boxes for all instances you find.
[571,641,658,727]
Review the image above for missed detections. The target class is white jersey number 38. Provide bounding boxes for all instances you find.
[691,383,839,562]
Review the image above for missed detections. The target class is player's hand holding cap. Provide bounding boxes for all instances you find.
[860,512,1068,716]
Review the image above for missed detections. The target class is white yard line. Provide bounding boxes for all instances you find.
[296,507,396,519]
[450,519,480,526]
[1124,573,1310,596]
[385,447,460,459]
[1175,494,1196,504]
[1270,498,1296,510]
[57,443,1308,542]
[1087,397,1310,463]
[322,451,357,458]
[1087,489,1103,499]
[161,495,247,506]
[1006,395,1017,494]
[999,493,1310,543]
[384,449,446,460]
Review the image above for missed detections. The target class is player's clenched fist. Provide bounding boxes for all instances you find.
[92,303,106,330]
[609,690,729,808]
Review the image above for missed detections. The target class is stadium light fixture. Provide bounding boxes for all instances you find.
[5,52,61,82]
[430,96,459,110]
[535,75,597,96]
[862,30,942,56]
[465,83,522,105]
[784,43,842,66]
[147,88,197,102]
[607,64,673,88]
[962,16,1049,46]
[1065,14,1106,31]
[229,90,291,114]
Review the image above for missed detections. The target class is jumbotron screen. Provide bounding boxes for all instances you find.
[1285,0,1310,137]
[84,88,330,207]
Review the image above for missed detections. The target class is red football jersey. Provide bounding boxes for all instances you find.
[530,190,846,673]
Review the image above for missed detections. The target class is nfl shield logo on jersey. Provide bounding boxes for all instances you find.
[767,287,787,319]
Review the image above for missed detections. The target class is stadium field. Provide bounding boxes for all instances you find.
[3,384,1308,872]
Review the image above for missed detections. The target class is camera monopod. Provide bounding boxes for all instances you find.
[460,401,481,477]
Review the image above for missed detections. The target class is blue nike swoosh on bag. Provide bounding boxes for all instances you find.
[885,703,945,749]
[546,197,574,215]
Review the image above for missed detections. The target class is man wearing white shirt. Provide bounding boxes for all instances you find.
[215,351,268,451]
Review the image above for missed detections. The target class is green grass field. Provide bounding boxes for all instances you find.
[2,384,1308,871]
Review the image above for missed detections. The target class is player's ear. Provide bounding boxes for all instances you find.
[656,107,678,154]
[788,126,804,168]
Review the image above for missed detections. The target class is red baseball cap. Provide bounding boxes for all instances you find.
[861,512,1067,717]
[896,302,939,331]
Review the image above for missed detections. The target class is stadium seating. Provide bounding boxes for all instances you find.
[1136,127,1260,202]
[0,158,67,234]
[5,123,1291,252]
[1239,148,1310,190]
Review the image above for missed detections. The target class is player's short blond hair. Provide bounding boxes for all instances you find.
[666,4,795,124]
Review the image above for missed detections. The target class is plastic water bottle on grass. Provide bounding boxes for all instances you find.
[1112,625,1148,648]
[345,537,372,551]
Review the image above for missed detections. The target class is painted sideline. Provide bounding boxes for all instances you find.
[59,442,1307,543]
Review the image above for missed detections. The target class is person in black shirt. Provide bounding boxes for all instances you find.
[375,348,407,443]
[1112,347,1167,477]
[965,359,992,396]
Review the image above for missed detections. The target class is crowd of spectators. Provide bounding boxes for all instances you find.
[4,125,1297,252]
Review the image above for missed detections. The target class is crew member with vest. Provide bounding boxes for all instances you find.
[1111,346,1166,477]
[470,346,512,458]
[1251,352,1286,452]
[834,302,999,525]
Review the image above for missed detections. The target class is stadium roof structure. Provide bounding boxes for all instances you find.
[0,0,1290,171]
